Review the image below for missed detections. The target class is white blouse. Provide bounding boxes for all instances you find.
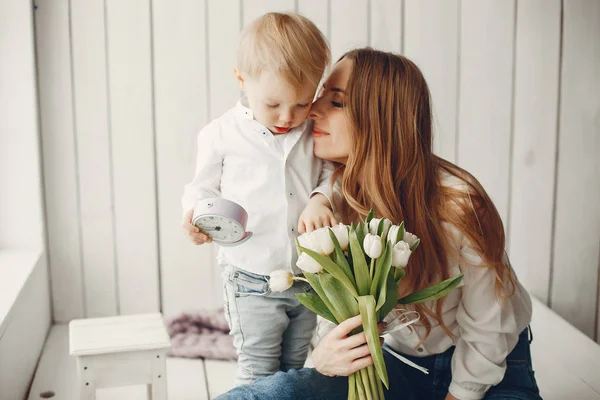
[316,177,532,400]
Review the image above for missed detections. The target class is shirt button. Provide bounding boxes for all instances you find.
[417,347,424,353]
[289,192,293,196]
[291,228,295,232]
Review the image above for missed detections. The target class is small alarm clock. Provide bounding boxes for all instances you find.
[192,198,253,246]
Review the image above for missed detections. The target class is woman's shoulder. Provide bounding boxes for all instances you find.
[439,169,471,192]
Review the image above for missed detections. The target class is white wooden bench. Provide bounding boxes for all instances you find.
[27,297,600,399]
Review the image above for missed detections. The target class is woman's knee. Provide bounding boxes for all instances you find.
[215,368,347,400]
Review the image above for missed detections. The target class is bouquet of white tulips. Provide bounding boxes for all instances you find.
[269,210,464,400]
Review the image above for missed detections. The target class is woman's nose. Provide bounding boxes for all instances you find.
[309,97,324,120]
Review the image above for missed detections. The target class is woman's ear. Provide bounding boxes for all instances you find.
[233,68,245,90]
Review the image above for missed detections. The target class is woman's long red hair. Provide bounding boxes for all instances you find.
[334,48,516,340]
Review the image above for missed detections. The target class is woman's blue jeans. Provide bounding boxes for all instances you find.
[215,328,542,400]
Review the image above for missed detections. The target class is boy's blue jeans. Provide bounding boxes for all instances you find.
[215,328,542,400]
[222,264,317,386]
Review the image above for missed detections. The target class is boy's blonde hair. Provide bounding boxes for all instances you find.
[237,12,330,88]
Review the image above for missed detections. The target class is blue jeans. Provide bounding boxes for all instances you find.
[215,328,542,399]
[222,264,317,386]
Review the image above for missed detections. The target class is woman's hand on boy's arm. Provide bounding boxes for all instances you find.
[298,193,338,233]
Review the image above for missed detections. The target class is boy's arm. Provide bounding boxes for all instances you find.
[299,160,340,233]
[182,120,223,214]
[310,159,337,208]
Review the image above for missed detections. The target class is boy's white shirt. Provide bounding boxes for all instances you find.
[182,99,335,276]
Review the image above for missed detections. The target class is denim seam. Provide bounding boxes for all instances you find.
[232,285,253,382]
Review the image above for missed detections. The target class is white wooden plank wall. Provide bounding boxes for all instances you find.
[35,0,85,321]
[551,0,600,338]
[508,0,561,305]
[34,0,600,342]
[0,0,45,251]
[70,0,118,318]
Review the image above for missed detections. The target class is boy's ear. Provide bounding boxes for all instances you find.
[233,68,245,90]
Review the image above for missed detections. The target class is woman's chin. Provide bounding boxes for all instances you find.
[313,146,331,161]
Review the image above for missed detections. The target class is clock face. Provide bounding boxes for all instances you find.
[194,215,245,242]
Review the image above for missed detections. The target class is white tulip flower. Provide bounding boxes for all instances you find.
[312,227,335,255]
[298,231,318,252]
[269,270,294,292]
[404,231,420,250]
[298,228,335,256]
[296,252,323,273]
[369,218,392,238]
[391,240,412,268]
[387,225,402,245]
[363,233,383,259]
[331,223,349,251]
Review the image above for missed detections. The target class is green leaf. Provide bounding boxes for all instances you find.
[355,224,366,250]
[396,221,405,243]
[370,244,392,298]
[320,273,359,321]
[296,293,337,324]
[298,245,358,298]
[376,218,385,236]
[409,238,420,252]
[398,274,464,305]
[365,209,375,225]
[295,238,303,257]
[328,228,355,286]
[358,295,389,389]
[304,272,339,323]
[394,268,406,285]
[377,273,399,321]
[349,230,371,296]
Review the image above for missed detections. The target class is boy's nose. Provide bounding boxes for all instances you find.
[280,111,293,123]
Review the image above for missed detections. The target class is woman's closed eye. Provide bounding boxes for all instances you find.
[331,101,344,108]
[296,103,310,108]
[266,104,279,108]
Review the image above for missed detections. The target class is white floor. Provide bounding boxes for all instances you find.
[27,298,600,400]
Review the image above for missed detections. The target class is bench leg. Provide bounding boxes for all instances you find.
[78,380,96,400]
[150,356,167,400]
[150,375,167,400]
[76,357,96,399]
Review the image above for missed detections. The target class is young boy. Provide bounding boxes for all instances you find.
[181,13,336,385]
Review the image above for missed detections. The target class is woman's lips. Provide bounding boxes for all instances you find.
[312,127,329,138]
[273,126,290,133]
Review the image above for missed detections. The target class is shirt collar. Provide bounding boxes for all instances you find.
[235,98,254,120]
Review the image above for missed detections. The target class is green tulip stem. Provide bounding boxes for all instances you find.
[293,277,310,284]
[369,258,375,281]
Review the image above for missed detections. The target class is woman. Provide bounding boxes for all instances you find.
[216,48,541,400]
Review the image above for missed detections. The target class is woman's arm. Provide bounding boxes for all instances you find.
[448,241,532,400]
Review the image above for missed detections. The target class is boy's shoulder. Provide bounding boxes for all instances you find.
[200,104,239,135]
